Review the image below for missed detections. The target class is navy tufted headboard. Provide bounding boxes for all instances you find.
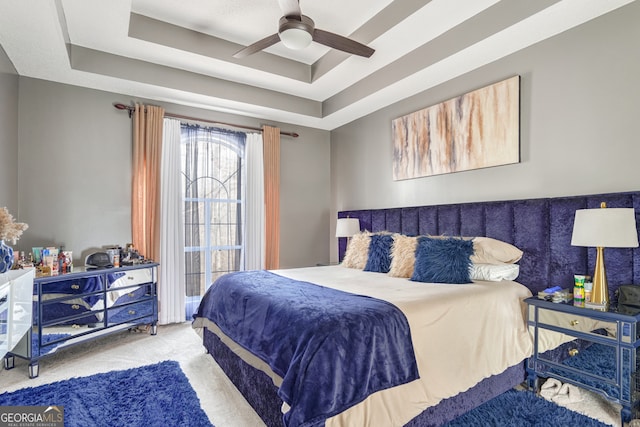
[338,191,640,298]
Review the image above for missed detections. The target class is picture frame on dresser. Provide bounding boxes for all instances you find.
[3,263,159,378]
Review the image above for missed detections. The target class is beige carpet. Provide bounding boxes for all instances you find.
[0,323,627,426]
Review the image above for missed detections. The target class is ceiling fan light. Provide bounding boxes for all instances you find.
[280,28,312,50]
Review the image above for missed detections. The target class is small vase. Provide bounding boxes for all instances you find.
[0,240,14,274]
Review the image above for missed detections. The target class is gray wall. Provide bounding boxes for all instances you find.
[329,2,640,261]
[15,78,331,267]
[0,45,18,214]
[7,2,639,266]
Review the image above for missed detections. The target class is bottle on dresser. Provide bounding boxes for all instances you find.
[573,275,586,307]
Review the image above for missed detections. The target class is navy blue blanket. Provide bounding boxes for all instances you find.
[195,270,419,427]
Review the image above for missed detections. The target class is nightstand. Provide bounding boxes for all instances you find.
[526,296,640,422]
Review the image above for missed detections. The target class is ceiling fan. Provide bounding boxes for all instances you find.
[233,0,375,59]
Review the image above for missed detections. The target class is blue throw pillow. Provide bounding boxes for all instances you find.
[411,237,474,284]
[364,234,394,273]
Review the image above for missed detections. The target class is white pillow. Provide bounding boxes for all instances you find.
[470,263,520,282]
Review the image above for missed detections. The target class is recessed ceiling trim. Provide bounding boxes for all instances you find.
[128,13,312,83]
[320,0,637,130]
[322,0,562,116]
[311,0,433,81]
[0,44,17,74]
[1,0,636,132]
[54,0,71,60]
[69,45,322,118]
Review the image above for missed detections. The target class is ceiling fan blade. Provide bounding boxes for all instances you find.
[313,29,374,58]
[278,0,301,18]
[233,33,281,59]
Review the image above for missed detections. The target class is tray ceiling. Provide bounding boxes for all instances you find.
[0,0,634,130]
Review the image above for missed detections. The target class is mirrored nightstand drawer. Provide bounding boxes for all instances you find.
[529,305,618,341]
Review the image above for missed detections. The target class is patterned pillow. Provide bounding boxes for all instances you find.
[341,232,371,269]
[388,234,418,278]
[411,237,474,284]
[364,234,395,273]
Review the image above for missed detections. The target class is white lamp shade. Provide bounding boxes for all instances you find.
[336,218,360,238]
[279,28,312,50]
[571,207,639,248]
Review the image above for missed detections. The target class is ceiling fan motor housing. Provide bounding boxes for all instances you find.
[279,15,314,49]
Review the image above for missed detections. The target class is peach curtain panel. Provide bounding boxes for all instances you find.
[132,104,165,263]
[262,125,280,270]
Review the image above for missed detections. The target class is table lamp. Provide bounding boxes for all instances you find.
[336,217,360,247]
[571,202,639,308]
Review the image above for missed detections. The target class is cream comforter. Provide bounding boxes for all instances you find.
[194,265,535,426]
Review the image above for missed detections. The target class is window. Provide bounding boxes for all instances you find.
[181,124,246,319]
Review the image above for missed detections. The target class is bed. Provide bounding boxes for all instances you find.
[192,190,640,427]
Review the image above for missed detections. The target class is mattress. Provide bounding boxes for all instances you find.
[193,265,535,426]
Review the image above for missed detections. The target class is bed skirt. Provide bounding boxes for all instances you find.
[203,328,526,426]
[204,328,283,426]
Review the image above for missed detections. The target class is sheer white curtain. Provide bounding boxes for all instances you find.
[158,118,185,324]
[243,132,265,270]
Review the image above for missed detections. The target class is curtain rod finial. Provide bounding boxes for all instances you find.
[114,103,133,118]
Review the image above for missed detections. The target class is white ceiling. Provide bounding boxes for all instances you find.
[0,0,635,130]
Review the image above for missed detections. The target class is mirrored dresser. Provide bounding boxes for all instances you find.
[4,263,158,378]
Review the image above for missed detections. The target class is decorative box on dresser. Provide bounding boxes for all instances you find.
[3,263,158,378]
[526,296,640,423]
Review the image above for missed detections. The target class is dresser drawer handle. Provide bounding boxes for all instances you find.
[71,304,80,310]
[127,292,135,298]
[570,320,579,326]
[568,348,579,357]
[127,276,135,280]
[71,284,80,290]
[128,310,136,315]
[72,324,80,329]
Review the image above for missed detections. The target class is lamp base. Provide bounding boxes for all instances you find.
[584,301,608,311]
[590,246,609,308]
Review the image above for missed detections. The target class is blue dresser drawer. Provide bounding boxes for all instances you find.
[40,308,101,329]
[107,299,154,326]
[39,297,102,326]
[108,268,153,288]
[107,283,152,308]
[37,276,104,298]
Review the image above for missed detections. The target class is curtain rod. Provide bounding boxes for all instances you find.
[113,103,299,138]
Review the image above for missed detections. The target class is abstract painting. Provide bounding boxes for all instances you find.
[392,75,520,180]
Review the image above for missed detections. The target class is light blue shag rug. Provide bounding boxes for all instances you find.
[0,360,213,427]
[445,389,609,427]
